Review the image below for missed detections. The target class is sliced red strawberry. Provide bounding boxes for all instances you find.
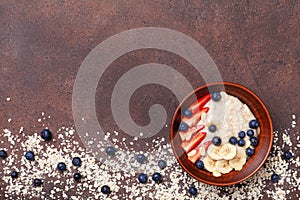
[182,107,209,127]
[181,132,207,153]
[189,94,211,113]
[179,125,204,141]
[188,149,202,164]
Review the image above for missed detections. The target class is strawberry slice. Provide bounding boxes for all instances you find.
[181,132,207,153]
[182,107,209,127]
[179,125,205,141]
[187,149,202,164]
[189,94,211,113]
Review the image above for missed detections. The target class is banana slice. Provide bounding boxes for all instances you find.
[207,145,223,160]
[257,127,260,136]
[212,171,222,177]
[244,139,251,148]
[215,159,233,174]
[229,147,247,171]
[220,143,237,160]
[203,156,216,172]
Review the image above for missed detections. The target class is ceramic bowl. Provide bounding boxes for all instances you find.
[170,82,273,186]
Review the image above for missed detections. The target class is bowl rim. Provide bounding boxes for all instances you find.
[170,81,273,186]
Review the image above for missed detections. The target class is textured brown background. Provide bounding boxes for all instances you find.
[0,0,299,199]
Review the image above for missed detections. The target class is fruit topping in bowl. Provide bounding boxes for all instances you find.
[178,92,260,177]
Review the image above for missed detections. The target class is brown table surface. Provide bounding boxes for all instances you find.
[0,1,299,199]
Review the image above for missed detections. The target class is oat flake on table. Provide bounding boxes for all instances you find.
[0,114,299,199]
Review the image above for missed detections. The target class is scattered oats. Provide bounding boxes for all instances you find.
[8,118,12,123]
[37,118,42,122]
[6,97,11,101]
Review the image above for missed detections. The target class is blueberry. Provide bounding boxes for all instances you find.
[229,136,238,145]
[237,139,245,147]
[212,136,222,146]
[249,119,260,129]
[246,130,254,137]
[101,185,111,195]
[179,122,188,132]
[211,92,221,102]
[158,160,167,169]
[25,151,35,161]
[105,146,116,156]
[250,137,259,147]
[0,150,7,159]
[33,178,43,186]
[152,172,162,183]
[195,160,204,169]
[188,186,198,196]
[138,173,148,183]
[246,147,255,156]
[57,162,67,171]
[271,173,280,183]
[40,129,52,141]
[73,172,82,181]
[238,131,246,139]
[209,124,217,132]
[136,154,147,164]
[183,109,192,117]
[283,151,292,160]
[10,171,18,179]
[72,157,82,167]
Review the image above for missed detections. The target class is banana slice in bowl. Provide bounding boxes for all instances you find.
[220,143,237,160]
[229,147,247,171]
[215,160,233,174]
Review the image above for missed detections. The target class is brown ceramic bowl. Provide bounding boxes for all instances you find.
[170,82,273,186]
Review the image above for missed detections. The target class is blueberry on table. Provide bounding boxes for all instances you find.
[73,172,82,181]
[152,172,162,183]
[283,151,292,160]
[25,151,35,161]
[249,119,260,129]
[101,185,111,195]
[179,122,189,132]
[209,124,217,132]
[188,186,198,196]
[136,154,147,164]
[33,179,43,186]
[238,131,246,139]
[158,160,167,169]
[183,109,192,117]
[250,137,259,147]
[57,162,67,171]
[0,150,7,159]
[229,136,238,145]
[195,160,204,169]
[271,173,280,183]
[138,173,148,183]
[40,129,52,141]
[246,147,255,156]
[211,92,221,102]
[237,139,245,147]
[72,157,82,167]
[105,146,116,156]
[247,129,254,137]
[10,171,18,179]
[212,136,222,146]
